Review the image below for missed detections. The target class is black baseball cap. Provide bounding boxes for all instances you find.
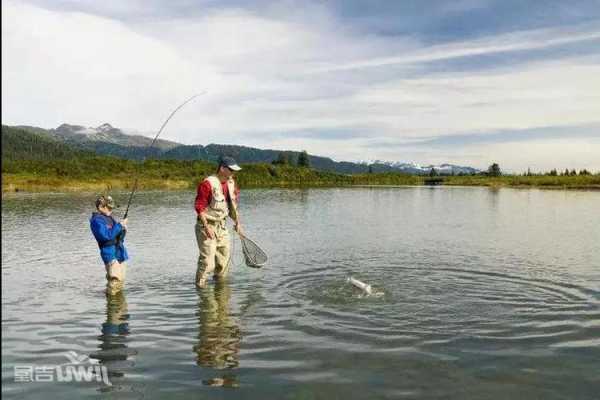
[218,156,242,171]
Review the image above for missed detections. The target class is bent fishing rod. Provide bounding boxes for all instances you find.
[122,93,204,219]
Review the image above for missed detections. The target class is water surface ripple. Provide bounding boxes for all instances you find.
[2,188,599,399]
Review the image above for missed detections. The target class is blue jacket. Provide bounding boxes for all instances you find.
[90,212,129,264]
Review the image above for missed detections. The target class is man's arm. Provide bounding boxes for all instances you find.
[91,218,123,243]
[195,181,215,239]
[232,211,242,233]
[229,185,242,234]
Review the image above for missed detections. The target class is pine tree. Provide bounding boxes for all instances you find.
[487,163,501,177]
[297,150,310,168]
[272,152,289,165]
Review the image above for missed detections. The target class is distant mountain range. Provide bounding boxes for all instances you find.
[358,160,480,175]
[9,123,480,175]
[56,123,180,150]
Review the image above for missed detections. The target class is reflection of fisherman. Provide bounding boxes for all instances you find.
[194,156,243,288]
[90,195,128,295]
[90,292,136,385]
[194,282,241,387]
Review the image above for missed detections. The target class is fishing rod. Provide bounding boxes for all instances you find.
[122,93,204,219]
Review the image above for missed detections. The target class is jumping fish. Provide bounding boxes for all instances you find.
[347,276,373,295]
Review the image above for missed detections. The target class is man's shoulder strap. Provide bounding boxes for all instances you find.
[204,175,221,189]
[204,175,235,201]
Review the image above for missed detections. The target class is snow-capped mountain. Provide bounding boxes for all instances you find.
[52,123,179,150]
[13,122,481,174]
[360,160,480,175]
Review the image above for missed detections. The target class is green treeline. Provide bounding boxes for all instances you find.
[2,125,599,192]
[2,125,89,160]
[3,157,421,189]
[441,174,600,189]
[6,155,598,192]
[1,125,421,190]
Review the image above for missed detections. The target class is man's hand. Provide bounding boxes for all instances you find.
[199,213,215,239]
[204,225,215,239]
[234,221,243,236]
[121,218,128,230]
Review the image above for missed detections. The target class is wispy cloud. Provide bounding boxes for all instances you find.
[309,24,600,73]
[255,127,371,141]
[368,123,600,148]
[2,0,600,171]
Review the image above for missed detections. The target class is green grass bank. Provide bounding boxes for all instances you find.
[3,158,599,193]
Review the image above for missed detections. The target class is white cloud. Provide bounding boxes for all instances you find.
[2,0,599,171]
[352,60,600,135]
[1,1,217,129]
[309,24,600,73]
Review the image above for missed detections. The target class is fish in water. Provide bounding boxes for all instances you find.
[347,277,373,295]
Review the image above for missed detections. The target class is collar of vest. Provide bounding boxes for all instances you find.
[205,176,236,202]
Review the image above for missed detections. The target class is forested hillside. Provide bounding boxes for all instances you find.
[2,125,90,160]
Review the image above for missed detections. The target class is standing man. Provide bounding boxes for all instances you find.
[90,195,129,295]
[194,156,242,288]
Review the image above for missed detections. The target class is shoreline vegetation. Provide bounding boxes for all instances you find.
[2,125,599,193]
[3,160,600,193]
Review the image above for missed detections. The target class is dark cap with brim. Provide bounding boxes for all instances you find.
[219,156,242,171]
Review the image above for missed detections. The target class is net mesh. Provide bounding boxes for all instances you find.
[240,234,268,268]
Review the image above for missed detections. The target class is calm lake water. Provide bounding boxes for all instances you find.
[2,187,600,399]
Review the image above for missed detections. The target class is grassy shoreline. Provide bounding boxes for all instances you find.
[3,125,599,192]
[440,175,600,190]
[3,172,600,193]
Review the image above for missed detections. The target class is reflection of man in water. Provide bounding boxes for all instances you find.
[193,281,241,387]
[90,292,136,387]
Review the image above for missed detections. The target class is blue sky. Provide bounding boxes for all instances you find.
[2,0,600,171]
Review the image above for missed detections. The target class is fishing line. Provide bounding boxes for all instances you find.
[122,93,204,219]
